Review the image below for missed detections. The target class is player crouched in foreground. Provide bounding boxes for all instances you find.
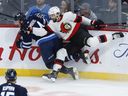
[0,69,28,96]
[42,6,124,82]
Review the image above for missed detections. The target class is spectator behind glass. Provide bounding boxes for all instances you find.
[60,0,71,14]
[74,0,86,13]
[107,0,127,24]
[26,0,50,21]
[79,3,97,20]
[103,0,126,24]
[122,0,128,17]
[122,0,128,4]
[74,0,80,13]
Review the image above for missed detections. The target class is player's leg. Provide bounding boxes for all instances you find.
[42,48,79,82]
[86,32,124,48]
[37,33,61,69]
[60,66,79,80]
[42,48,66,82]
[70,26,92,64]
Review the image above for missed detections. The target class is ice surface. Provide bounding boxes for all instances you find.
[0,76,128,96]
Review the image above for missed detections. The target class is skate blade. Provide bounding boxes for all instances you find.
[42,76,56,83]
[73,67,79,80]
[84,53,91,64]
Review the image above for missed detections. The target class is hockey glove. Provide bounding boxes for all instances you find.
[34,13,47,25]
[91,19,104,29]
[19,31,33,49]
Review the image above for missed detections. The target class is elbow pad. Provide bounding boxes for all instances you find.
[81,16,92,25]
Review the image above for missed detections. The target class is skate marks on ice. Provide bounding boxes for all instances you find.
[26,78,85,96]
[1,77,128,96]
[0,77,84,96]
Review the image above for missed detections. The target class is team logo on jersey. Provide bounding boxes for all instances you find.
[60,22,72,33]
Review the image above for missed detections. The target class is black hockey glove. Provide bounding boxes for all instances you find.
[91,19,104,29]
[34,13,47,25]
[18,30,33,49]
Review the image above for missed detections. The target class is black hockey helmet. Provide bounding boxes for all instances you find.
[5,69,17,81]
[14,12,26,21]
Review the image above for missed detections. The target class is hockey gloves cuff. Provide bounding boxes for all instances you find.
[91,19,104,29]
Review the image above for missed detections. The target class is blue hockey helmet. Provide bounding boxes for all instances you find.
[5,69,17,81]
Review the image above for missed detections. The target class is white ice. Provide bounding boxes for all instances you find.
[0,76,128,96]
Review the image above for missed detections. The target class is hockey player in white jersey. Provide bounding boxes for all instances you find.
[42,6,124,82]
[14,12,80,82]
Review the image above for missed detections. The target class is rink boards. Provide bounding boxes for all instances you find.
[0,26,128,80]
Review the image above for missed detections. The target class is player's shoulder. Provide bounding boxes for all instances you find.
[63,11,76,20]
[63,11,76,18]
[63,11,74,16]
[15,84,27,91]
[0,83,8,87]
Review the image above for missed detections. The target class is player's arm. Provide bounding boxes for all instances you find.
[43,21,56,36]
[81,16,104,29]
[32,13,48,26]
[66,12,91,25]
[44,25,54,33]
[68,12,104,29]
[19,87,28,96]
[16,31,33,49]
[16,23,33,49]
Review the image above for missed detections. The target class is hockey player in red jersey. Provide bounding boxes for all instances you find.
[41,6,124,82]
[14,12,81,82]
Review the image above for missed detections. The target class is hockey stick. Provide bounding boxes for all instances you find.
[122,12,128,16]
[8,0,21,12]
[0,0,23,20]
[0,12,15,19]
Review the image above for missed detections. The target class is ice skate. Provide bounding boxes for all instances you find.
[67,67,79,80]
[112,32,124,40]
[80,51,91,64]
[42,71,58,82]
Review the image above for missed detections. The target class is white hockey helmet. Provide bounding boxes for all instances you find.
[48,6,61,22]
[48,6,60,16]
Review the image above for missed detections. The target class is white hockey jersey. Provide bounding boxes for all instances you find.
[45,12,92,41]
